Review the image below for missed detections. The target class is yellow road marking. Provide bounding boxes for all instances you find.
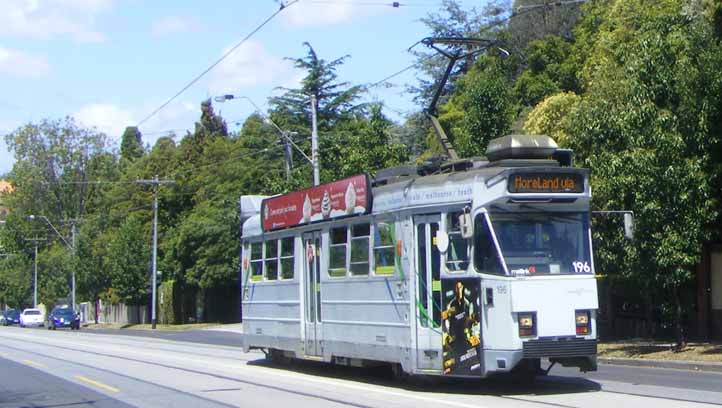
[23,359,46,368]
[75,375,120,393]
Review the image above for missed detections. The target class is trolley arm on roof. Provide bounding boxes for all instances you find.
[419,36,495,162]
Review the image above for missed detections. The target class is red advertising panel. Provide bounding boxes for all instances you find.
[261,174,371,231]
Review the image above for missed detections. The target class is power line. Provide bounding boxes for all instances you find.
[306,0,440,6]
[136,1,299,128]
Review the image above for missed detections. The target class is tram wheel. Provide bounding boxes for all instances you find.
[267,349,291,365]
[390,363,412,383]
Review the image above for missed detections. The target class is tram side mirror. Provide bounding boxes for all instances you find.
[435,231,449,253]
[624,212,634,240]
[459,212,473,239]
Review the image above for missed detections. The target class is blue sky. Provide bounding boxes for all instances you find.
[0,0,484,175]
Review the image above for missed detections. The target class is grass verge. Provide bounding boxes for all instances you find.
[599,341,722,363]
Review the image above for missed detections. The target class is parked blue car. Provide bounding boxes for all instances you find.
[47,307,80,330]
[1,309,20,326]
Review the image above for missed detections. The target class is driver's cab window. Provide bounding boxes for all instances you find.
[473,214,505,275]
[446,212,469,272]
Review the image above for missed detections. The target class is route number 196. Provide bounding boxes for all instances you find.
[572,261,591,273]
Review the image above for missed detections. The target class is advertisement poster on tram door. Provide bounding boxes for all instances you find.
[441,279,482,375]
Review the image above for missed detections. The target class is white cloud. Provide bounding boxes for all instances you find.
[151,16,202,36]
[0,0,112,43]
[208,40,299,94]
[74,103,135,139]
[281,1,361,28]
[0,46,51,77]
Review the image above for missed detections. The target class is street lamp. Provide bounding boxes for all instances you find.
[28,214,77,310]
[214,94,317,183]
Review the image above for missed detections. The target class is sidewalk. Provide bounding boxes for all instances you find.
[202,323,243,333]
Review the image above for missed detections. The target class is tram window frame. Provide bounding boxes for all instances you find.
[445,211,470,272]
[329,226,348,277]
[250,241,263,281]
[373,221,396,276]
[279,236,295,280]
[264,239,278,281]
[473,214,506,275]
[350,223,371,276]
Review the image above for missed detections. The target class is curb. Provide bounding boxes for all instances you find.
[599,357,722,373]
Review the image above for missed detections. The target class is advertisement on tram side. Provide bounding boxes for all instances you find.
[441,279,482,375]
[261,174,371,231]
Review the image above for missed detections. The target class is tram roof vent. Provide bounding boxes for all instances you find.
[485,134,558,161]
[373,165,420,186]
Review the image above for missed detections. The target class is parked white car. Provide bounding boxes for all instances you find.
[20,308,44,327]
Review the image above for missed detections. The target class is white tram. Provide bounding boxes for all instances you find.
[240,134,598,378]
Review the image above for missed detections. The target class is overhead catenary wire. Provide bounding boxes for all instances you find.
[136,1,299,128]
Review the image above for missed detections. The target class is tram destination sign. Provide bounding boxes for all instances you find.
[261,174,371,231]
[508,172,584,194]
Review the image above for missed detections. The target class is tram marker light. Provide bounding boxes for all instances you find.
[518,312,536,337]
[576,310,591,335]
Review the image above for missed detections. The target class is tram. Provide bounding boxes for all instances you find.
[239,134,598,378]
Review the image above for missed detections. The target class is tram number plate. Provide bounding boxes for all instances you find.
[508,173,583,193]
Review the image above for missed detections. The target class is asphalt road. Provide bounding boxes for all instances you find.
[1,325,721,408]
[0,354,134,408]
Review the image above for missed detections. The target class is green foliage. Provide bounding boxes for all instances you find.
[107,215,150,305]
[159,280,179,324]
[523,91,581,146]
[271,42,364,129]
[411,0,509,105]
[119,126,144,164]
[438,58,514,157]
[557,1,722,340]
[320,104,408,180]
[0,255,32,308]
[512,36,578,106]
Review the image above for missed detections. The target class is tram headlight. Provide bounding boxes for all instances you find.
[518,312,536,337]
[575,310,591,335]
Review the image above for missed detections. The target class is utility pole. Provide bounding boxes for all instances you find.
[65,219,83,311]
[137,175,175,329]
[282,131,293,182]
[24,238,46,307]
[310,94,320,186]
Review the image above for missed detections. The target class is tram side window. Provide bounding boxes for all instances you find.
[250,242,263,281]
[446,212,470,272]
[374,222,395,276]
[279,237,294,279]
[265,240,278,281]
[350,224,370,276]
[473,215,505,275]
[329,227,348,277]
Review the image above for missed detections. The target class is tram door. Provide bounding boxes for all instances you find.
[414,215,442,370]
[303,231,323,357]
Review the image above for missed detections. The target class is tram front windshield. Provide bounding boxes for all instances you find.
[490,212,592,275]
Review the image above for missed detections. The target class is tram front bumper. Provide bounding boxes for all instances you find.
[522,337,598,372]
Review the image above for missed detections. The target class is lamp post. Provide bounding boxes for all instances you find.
[213,94,316,183]
[23,237,45,307]
[28,215,77,309]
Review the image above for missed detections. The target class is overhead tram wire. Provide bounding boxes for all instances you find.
[306,0,440,6]
[136,0,299,128]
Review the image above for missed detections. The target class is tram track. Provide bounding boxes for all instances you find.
[1,330,719,408]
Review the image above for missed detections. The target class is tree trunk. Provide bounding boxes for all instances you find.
[642,288,656,338]
[673,285,686,350]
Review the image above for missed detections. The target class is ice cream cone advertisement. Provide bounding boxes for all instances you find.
[260,174,371,231]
